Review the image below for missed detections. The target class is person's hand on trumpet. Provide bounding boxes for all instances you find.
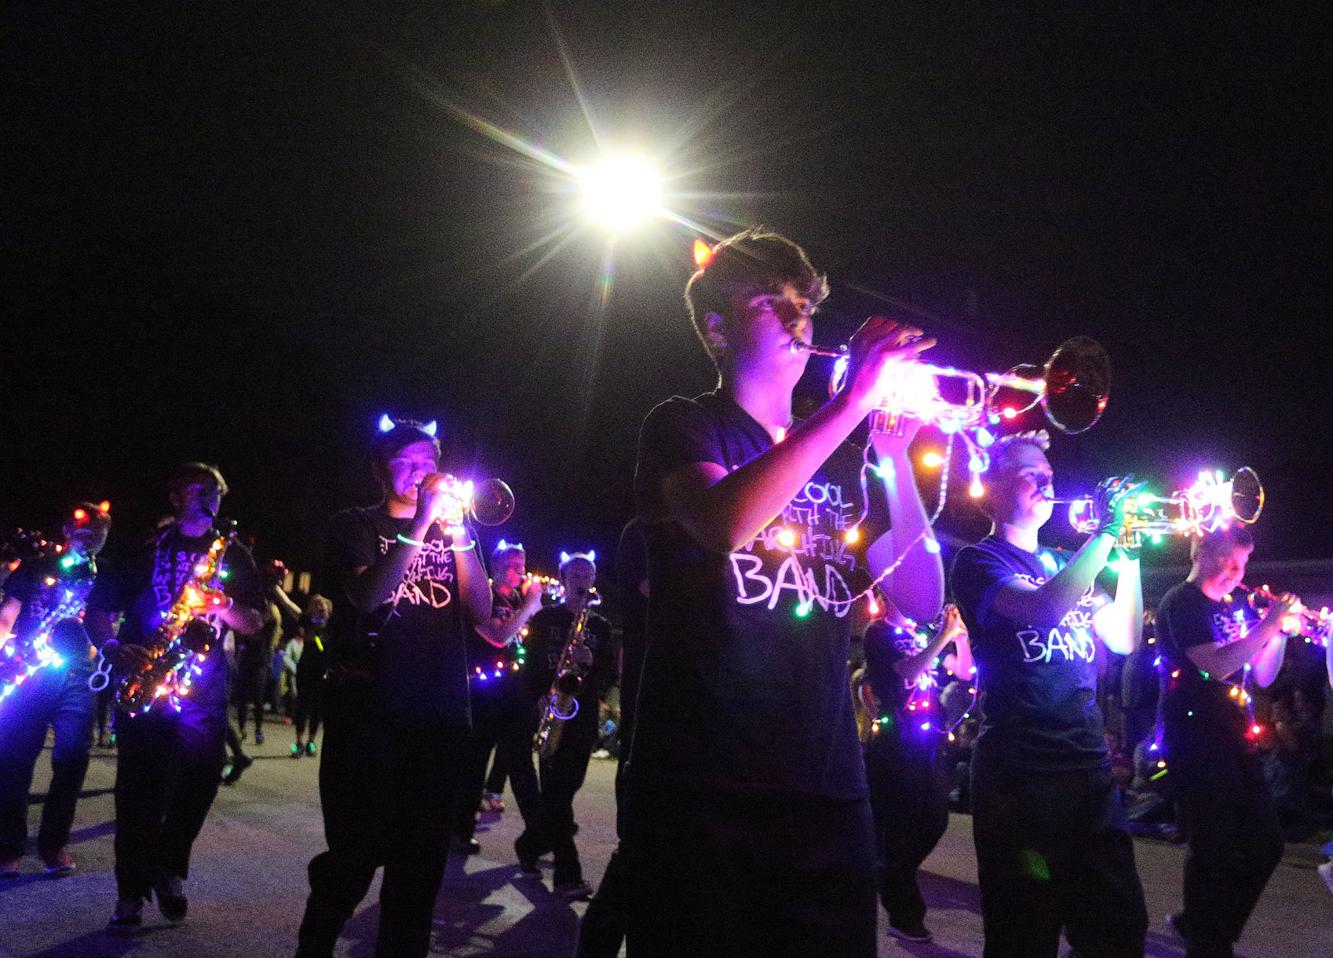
[840,317,936,416]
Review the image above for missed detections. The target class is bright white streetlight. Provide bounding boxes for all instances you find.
[577,154,663,230]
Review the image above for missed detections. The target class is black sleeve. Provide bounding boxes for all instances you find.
[317,510,378,605]
[633,397,721,521]
[1160,587,1217,652]
[949,545,1020,631]
[222,543,265,615]
[87,540,150,616]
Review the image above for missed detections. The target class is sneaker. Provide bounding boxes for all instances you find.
[1318,861,1333,896]
[40,848,76,877]
[222,753,254,785]
[0,856,20,878]
[107,897,145,934]
[590,748,611,760]
[305,740,317,757]
[450,836,481,856]
[556,880,594,902]
[154,874,188,924]
[514,838,541,875]
[887,923,933,943]
[291,743,303,758]
[254,730,265,745]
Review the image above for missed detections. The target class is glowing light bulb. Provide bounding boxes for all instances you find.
[923,538,941,554]
[921,451,945,469]
[844,527,860,544]
[968,477,985,498]
[795,600,813,618]
[777,528,797,549]
[578,154,663,230]
[1002,407,1018,420]
[773,426,786,444]
[975,427,995,447]
[867,596,880,616]
[693,238,715,268]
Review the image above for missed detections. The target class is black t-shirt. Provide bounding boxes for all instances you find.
[525,605,616,715]
[320,506,473,726]
[950,535,1107,771]
[629,391,886,799]
[616,519,649,744]
[88,526,264,716]
[4,552,98,661]
[465,585,528,697]
[294,613,329,687]
[1156,580,1252,751]
[862,620,946,763]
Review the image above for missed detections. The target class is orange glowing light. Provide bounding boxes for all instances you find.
[844,527,860,544]
[693,238,715,268]
[99,501,111,513]
[73,509,87,521]
[921,451,945,469]
[777,528,797,549]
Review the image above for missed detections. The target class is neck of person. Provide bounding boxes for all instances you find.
[176,514,213,538]
[994,517,1040,554]
[385,493,415,519]
[1187,568,1229,602]
[720,361,794,443]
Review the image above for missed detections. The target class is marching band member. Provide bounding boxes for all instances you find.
[1156,526,1293,958]
[87,464,263,931]
[0,502,110,877]
[625,228,942,956]
[949,431,1148,957]
[516,550,614,901]
[295,418,490,958]
[450,540,545,855]
[859,601,971,944]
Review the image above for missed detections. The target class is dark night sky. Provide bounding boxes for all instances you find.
[3,3,1331,581]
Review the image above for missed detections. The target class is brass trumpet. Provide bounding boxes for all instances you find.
[1062,467,1264,548]
[795,335,1111,436]
[1237,583,1331,642]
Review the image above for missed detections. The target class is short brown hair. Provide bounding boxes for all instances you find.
[1191,524,1254,562]
[166,462,229,498]
[684,228,828,362]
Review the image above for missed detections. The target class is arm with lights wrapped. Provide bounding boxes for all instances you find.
[1186,593,1296,688]
[474,576,546,649]
[866,421,945,625]
[891,604,969,688]
[660,319,935,555]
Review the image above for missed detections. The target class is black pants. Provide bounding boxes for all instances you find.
[113,709,226,899]
[491,694,542,828]
[0,666,95,858]
[296,713,467,958]
[518,713,596,886]
[622,785,877,958]
[451,685,519,840]
[233,665,267,736]
[865,741,949,930]
[971,753,1147,958]
[294,681,323,740]
[1167,732,1283,958]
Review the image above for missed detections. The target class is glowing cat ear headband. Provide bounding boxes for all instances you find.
[558,550,596,573]
[378,413,438,437]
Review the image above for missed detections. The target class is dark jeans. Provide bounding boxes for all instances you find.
[233,665,267,735]
[518,714,597,886]
[294,681,323,740]
[451,684,532,840]
[296,714,468,958]
[0,666,95,858]
[113,708,226,899]
[865,741,949,929]
[971,752,1147,958]
[1167,731,1283,958]
[622,785,877,958]
[574,844,629,958]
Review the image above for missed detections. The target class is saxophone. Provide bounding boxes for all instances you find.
[0,557,96,704]
[114,520,236,715]
[534,587,599,759]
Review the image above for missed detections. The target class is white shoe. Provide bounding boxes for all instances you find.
[1318,861,1333,896]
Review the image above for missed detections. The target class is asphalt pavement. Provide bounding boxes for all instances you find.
[1,727,1329,957]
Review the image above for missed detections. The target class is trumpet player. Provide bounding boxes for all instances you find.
[516,550,614,901]
[296,417,491,958]
[86,463,263,932]
[949,431,1148,958]
[626,228,942,957]
[1157,526,1294,958]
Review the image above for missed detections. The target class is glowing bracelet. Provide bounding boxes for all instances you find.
[396,533,426,547]
[550,698,579,721]
[450,539,477,552]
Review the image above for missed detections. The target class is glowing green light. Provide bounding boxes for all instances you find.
[795,601,812,618]
[1020,849,1050,882]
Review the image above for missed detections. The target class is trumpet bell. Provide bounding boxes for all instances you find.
[471,478,516,527]
[1230,466,1264,524]
[1041,336,1111,435]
